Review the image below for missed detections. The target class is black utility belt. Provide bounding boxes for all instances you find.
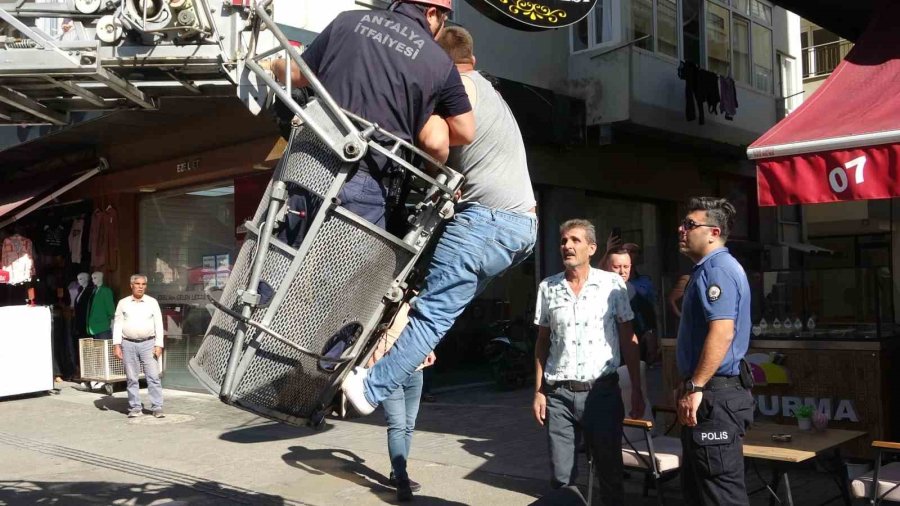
[123,336,155,343]
[549,372,618,393]
[702,375,742,391]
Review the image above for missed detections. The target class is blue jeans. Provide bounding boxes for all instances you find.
[340,168,386,229]
[364,204,537,404]
[383,369,424,481]
[122,339,163,411]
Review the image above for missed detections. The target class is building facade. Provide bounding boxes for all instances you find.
[0,0,804,389]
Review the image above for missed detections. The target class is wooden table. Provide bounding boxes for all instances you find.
[744,422,867,505]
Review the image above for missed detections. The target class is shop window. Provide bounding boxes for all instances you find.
[138,182,239,390]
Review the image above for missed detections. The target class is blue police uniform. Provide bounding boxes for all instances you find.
[300,4,471,229]
[676,247,754,506]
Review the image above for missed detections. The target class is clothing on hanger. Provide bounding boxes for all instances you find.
[68,217,85,264]
[1,234,36,285]
[720,75,738,120]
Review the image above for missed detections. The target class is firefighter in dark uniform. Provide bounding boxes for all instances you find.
[676,196,754,506]
[269,0,474,229]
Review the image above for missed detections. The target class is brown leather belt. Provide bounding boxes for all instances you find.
[549,372,618,393]
[123,336,155,343]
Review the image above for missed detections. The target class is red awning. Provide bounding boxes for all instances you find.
[748,1,900,206]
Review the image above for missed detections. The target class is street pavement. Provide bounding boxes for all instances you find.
[0,379,863,505]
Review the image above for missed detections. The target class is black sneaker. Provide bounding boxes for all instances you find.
[389,473,421,493]
[396,478,413,502]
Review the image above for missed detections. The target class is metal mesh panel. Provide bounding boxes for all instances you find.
[233,211,411,419]
[79,338,162,382]
[278,124,347,199]
[192,209,412,421]
[191,228,289,390]
[191,229,257,389]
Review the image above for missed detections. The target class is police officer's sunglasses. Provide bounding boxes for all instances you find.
[681,218,719,231]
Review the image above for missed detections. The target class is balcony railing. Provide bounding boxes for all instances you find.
[802,40,854,78]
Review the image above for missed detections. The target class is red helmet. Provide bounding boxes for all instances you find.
[403,0,453,12]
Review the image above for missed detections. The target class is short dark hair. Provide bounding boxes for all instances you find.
[687,197,736,239]
[437,26,475,65]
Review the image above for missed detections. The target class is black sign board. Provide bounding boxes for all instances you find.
[464,0,598,31]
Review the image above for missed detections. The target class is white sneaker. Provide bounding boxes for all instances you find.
[341,367,376,416]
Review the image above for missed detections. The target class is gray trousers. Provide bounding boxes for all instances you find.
[545,376,625,506]
[122,339,163,411]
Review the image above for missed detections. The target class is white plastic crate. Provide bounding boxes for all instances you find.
[78,338,165,383]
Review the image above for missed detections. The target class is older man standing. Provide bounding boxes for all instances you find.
[533,219,644,505]
[113,275,165,418]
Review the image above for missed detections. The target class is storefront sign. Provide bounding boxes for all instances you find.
[156,291,209,304]
[464,0,598,31]
[176,158,201,174]
[756,395,860,422]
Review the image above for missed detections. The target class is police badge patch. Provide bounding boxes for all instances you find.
[707,285,722,302]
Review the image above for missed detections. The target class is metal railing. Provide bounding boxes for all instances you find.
[802,39,853,78]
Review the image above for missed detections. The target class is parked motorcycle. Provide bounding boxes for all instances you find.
[484,318,533,390]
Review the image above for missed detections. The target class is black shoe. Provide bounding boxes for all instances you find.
[389,473,421,493]
[396,479,413,502]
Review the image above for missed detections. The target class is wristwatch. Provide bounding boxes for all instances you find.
[684,379,704,394]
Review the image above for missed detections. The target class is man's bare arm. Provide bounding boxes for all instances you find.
[535,326,550,393]
[533,325,551,426]
[617,320,645,418]
[692,319,735,386]
[417,115,450,164]
[446,111,475,146]
[270,59,310,89]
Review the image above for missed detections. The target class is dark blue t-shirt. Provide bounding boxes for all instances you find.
[301,4,471,150]
[676,247,751,377]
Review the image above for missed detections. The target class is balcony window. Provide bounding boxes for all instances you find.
[733,15,751,85]
[570,0,613,52]
[750,0,772,24]
[682,0,702,63]
[732,0,750,15]
[802,28,853,78]
[657,0,679,58]
[706,2,731,76]
[752,23,773,93]
[633,0,654,51]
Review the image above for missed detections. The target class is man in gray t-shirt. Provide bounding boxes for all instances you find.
[342,26,539,417]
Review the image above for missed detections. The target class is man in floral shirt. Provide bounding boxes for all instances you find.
[532,219,644,505]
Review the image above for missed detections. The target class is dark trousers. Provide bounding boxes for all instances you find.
[680,386,754,506]
[545,375,624,506]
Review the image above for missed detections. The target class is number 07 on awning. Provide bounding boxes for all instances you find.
[747,2,900,207]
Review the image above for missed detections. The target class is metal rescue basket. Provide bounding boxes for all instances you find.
[79,338,165,395]
[188,1,464,428]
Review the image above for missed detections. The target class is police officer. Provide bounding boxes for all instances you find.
[676,196,754,506]
[270,0,475,229]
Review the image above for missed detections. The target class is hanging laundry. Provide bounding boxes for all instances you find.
[678,61,703,124]
[720,75,739,120]
[700,69,721,115]
[1,234,36,284]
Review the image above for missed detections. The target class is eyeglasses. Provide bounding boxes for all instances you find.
[681,218,718,231]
